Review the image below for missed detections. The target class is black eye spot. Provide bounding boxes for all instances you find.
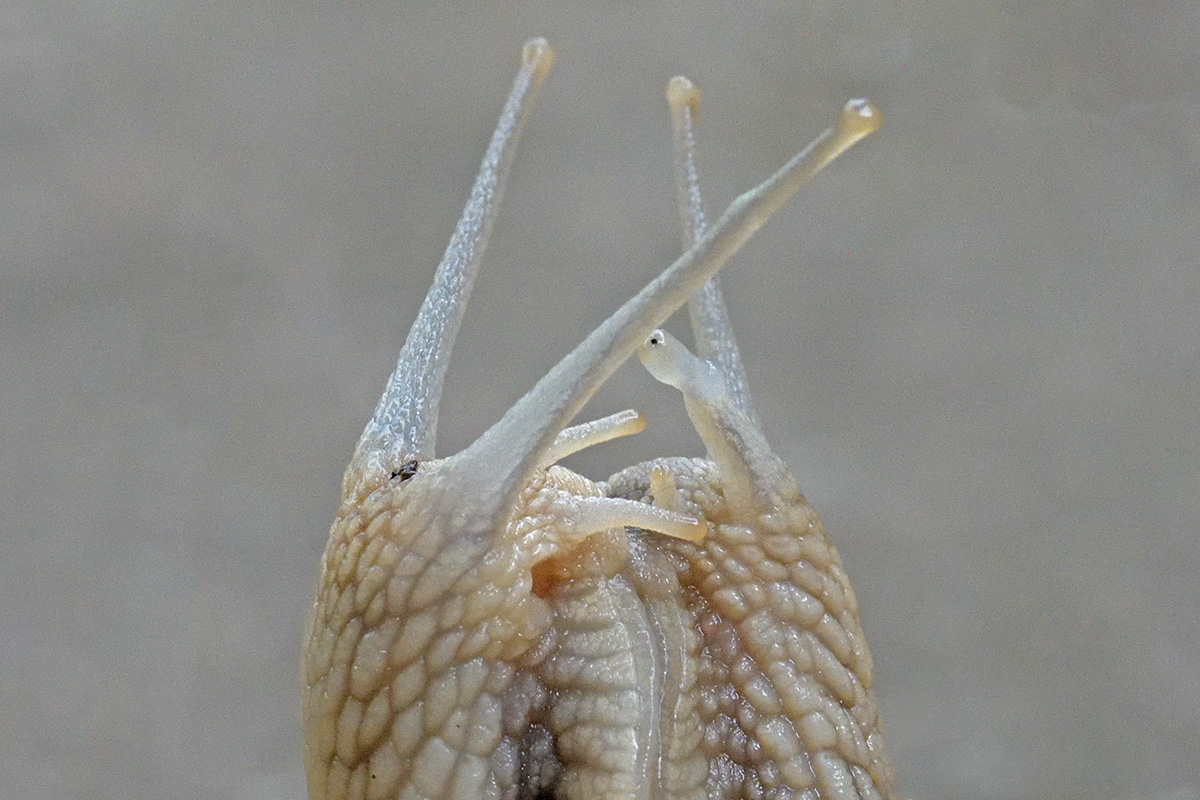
[391,460,419,482]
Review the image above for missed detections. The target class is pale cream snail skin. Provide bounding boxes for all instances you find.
[301,37,896,800]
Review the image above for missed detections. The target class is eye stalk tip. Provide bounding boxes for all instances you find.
[666,76,700,116]
[521,37,555,77]
[838,98,882,139]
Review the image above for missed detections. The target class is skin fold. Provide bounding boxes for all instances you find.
[301,38,893,800]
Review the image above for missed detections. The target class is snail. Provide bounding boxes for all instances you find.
[301,37,896,800]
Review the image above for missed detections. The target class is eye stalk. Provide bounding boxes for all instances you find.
[347,37,555,497]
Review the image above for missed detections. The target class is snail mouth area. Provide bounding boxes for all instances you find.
[512,459,890,800]
[512,456,893,800]
[303,455,895,800]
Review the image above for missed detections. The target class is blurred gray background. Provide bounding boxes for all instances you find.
[2,2,1197,799]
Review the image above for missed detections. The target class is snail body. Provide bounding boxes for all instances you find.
[301,38,894,800]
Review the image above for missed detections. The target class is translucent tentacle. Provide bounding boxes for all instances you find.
[638,329,786,516]
[538,410,646,470]
[667,76,758,424]
[348,39,555,494]
[456,99,881,536]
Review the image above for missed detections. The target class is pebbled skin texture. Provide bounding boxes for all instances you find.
[604,458,894,800]
[303,454,897,800]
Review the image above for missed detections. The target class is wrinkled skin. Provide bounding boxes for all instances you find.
[303,447,894,800]
[301,39,895,800]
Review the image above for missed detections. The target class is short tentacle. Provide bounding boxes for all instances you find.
[667,76,758,424]
[348,38,555,494]
[538,409,646,471]
[455,99,881,539]
[648,465,683,513]
[570,495,706,543]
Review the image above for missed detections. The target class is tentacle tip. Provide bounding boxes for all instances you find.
[838,98,882,140]
[666,76,700,116]
[521,37,556,77]
[674,515,708,542]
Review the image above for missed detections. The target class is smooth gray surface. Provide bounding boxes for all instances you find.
[2,3,1197,799]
